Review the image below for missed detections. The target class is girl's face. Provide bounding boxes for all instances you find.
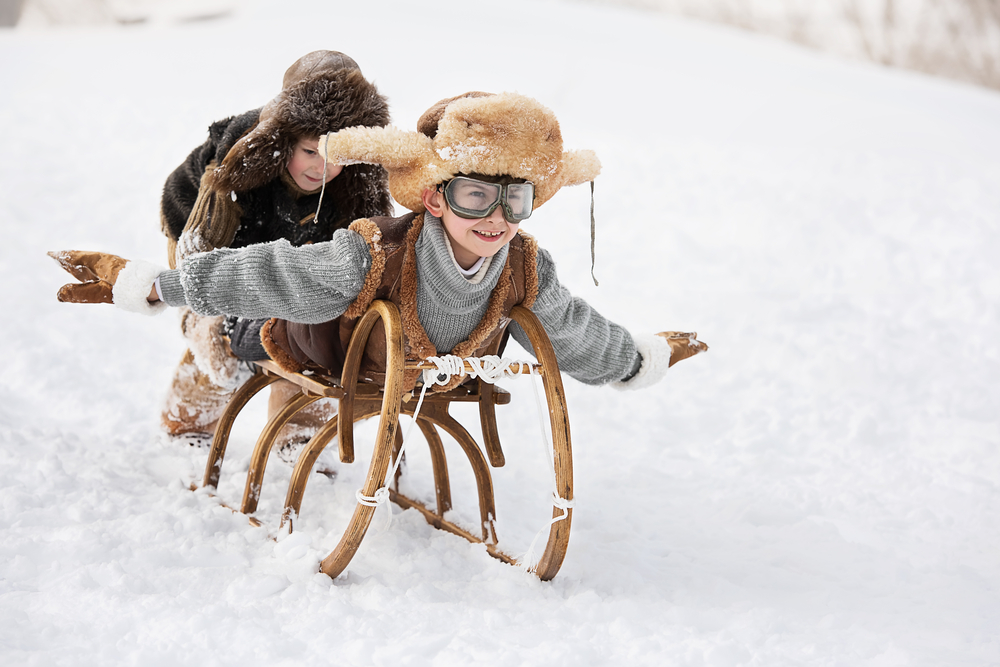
[286,137,343,191]
[421,186,520,271]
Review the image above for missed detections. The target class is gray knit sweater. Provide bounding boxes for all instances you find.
[158,213,640,385]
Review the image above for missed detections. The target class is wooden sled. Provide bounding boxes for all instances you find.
[199,300,574,581]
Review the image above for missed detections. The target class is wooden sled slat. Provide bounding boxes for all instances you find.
[200,300,574,581]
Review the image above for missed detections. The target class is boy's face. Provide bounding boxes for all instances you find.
[286,137,343,192]
[421,184,520,271]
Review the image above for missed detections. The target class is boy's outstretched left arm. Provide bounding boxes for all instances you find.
[510,248,707,390]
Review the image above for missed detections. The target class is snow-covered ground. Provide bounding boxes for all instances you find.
[2,0,999,664]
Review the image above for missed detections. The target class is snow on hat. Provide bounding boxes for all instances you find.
[210,50,389,194]
[317,91,601,212]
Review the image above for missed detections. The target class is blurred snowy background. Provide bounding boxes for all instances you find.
[2,0,999,665]
[6,0,1000,90]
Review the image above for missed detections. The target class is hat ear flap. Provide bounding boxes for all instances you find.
[320,126,449,212]
[559,149,601,188]
[211,117,289,194]
[319,125,437,171]
[534,149,602,207]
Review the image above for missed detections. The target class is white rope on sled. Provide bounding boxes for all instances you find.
[355,378,432,531]
[423,354,534,385]
[355,354,573,551]
[517,365,575,572]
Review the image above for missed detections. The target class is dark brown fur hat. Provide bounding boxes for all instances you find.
[280,50,359,89]
[211,56,389,195]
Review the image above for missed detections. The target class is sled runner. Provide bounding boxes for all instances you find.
[200,300,575,580]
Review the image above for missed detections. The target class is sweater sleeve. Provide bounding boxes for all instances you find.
[509,248,641,385]
[157,228,372,324]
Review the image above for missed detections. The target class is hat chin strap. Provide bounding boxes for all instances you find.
[589,180,598,287]
[310,146,332,224]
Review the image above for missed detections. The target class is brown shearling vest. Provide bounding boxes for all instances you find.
[260,212,539,392]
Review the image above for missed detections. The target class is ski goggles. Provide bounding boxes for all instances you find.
[441,177,535,223]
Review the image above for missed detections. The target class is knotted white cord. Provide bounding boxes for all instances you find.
[518,365,575,571]
[355,355,529,528]
[355,379,432,531]
[354,354,574,559]
[425,354,533,385]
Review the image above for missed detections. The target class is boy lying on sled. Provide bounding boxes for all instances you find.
[51,92,707,397]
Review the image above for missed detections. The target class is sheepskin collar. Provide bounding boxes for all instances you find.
[347,212,539,392]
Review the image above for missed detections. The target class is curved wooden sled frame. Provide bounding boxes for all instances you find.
[200,301,573,581]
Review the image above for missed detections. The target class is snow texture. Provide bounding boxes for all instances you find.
[181,311,244,390]
[2,0,999,665]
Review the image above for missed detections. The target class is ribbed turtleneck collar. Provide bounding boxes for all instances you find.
[415,212,508,313]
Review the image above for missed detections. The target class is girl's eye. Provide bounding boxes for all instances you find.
[304,149,317,156]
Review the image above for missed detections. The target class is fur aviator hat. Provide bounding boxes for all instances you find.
[317,91,601,212]
[210,50,390,195]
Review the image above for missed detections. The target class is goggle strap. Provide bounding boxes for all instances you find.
[590,180,599,287]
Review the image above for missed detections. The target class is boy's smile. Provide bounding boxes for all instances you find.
[446,209,520,269]
[421,186,520,270]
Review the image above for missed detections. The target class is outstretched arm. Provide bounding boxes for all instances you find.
[509,248,707,389]
[50,227,373,324]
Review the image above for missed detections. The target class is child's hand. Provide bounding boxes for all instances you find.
[657,331,708,367]
[48,250,129,304]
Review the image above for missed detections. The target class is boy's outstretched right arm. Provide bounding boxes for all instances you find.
[49,250,167,316]
[50,228,373,325]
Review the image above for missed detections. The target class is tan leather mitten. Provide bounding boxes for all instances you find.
[48,250,129,304]
[656,331,709,367]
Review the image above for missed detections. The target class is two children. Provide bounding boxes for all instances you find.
[155,50,392,454]
[54,92,706,420]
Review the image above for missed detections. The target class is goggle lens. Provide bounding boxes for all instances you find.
[444,177,534,223]
[504,183,533,219]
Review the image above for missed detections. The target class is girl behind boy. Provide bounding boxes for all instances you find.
[156,50,392,458]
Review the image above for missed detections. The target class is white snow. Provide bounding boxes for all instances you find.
[2,0,999,664]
